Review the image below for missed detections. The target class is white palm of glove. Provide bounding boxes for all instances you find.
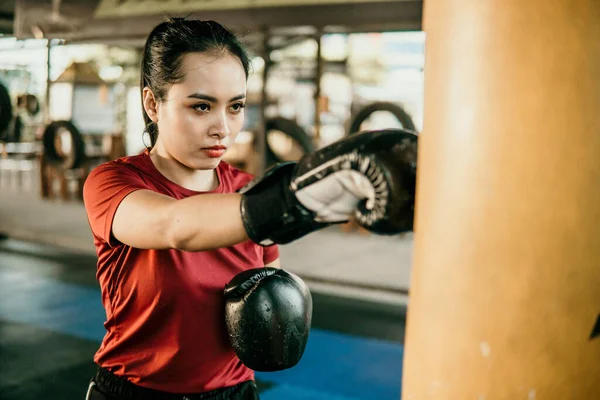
[294,170,376,223]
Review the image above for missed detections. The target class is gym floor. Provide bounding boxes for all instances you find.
[0,238,406,400]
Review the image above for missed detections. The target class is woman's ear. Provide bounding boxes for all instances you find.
[142,87,159,122]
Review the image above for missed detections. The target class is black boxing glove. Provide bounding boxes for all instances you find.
[224,267,312,372]
[239,128,418,245]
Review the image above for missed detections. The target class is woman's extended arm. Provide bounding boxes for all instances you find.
[112,190,248,251]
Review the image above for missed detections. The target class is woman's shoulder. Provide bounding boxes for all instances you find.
[85,152,151,188]
[94,151,149,173]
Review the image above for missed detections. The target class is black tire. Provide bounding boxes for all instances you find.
[5,115,22,143]
[27,94,40,116]
[348,102,416,135]
[42,120,86,170]
[0,82,12,140]
[264,117,314,167]
[17,94,40,116]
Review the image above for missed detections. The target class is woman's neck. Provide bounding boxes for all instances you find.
[149,147,218,192]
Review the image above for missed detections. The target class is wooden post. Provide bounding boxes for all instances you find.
[39,154,51,199]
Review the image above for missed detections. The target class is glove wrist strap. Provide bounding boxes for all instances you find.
[239,162,332,246]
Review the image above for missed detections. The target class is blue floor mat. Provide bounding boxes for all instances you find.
[0,268,403,399]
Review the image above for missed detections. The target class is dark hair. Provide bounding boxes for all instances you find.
[140,18,251,148]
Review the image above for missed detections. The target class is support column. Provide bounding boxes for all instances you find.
[258,27,271,175]
[403,1,600,398]
[45,38,52,124]
[313,30,323,143]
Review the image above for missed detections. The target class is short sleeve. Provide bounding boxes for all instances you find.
[83,162,147,247]
[262,244,280,265]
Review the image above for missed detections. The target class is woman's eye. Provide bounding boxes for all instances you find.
[230,103,246,112]
[193,103,210,112]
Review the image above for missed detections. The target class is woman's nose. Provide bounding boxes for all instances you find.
[208,112,231,139]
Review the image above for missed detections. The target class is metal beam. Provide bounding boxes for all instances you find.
[13,0,422,42]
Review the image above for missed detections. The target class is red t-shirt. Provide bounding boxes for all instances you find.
[82,150,279,393]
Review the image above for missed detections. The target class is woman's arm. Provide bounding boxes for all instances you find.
[112,190,248,252]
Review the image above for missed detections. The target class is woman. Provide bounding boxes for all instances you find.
[83,18,278,399]
[83,16,417,400]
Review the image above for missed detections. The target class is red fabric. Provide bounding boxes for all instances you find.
[82,150,279,393]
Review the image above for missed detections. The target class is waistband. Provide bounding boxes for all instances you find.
[93,366,253,400]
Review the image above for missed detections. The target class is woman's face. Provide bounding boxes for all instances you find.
[150,51,247,170]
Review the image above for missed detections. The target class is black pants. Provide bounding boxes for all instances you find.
[86,367,259,400]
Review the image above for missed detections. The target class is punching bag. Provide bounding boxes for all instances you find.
[403,0,600,399]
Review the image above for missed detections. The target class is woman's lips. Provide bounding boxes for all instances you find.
[202,146,227,158]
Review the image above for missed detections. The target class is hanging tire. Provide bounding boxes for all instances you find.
[264,117,314,167]
[348,102,416,135]
[17,94,40,116]
[42,120,86,170]
[4,115,22,143]
[0,82,12,140]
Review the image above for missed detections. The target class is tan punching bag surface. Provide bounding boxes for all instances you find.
[402,0,600,399]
